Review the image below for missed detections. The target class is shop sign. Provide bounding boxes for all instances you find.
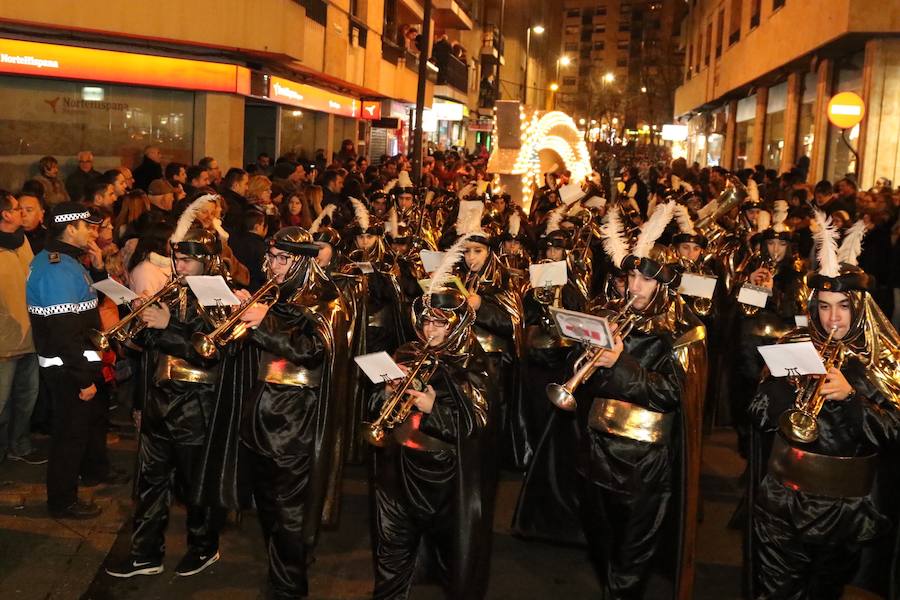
[432,99,464,121]
[826,92,865,129]
[468,119,493,132]
[661,124,688,141]
[361,101,382,120]
[0,37,250,94]
[268,76,359,118]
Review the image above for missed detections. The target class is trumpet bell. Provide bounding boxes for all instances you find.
[88,328,111,353]
[191,332,219,359]
[546,383,577,412]
[361,422,389,447]
[779,409,819,444]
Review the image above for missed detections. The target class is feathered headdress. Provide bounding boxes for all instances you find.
[309,204,337,234]
[673,203,697,235]
[545,204,566,235]
[349,197,370,231]
[170,194,217,244]
[836,219,866,266]
[772,200,789,233]
[396,170,414,189]
[427,232,474,296]
[812,208,840,278]
[508,212,521,238]
[455,199,484,235]
[600,206,630,268]
[756,210,771,234]
[632,200,676,259]
[747,178,760,203]
[384,179,398,194]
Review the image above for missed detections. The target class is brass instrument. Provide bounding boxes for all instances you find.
[533,259,563,306]
[88,278,182,351]
[695,176,748,235]
[739,254,777,316]
[778,327,846,443]
[363,348,440,446]
[191,277,280,359]
[547,296,639,411]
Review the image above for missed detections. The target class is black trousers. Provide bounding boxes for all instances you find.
[580,476,671,600]
[246,447,312,599]
[131,430,223,561]
[45,370,109,510]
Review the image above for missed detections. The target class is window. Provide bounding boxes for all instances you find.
[594,25,606,33]
[597,6,607,16]
[704,21,712,66]
[763,81,788,169]
[773,0,785,9]
[729,0,742,45]
[565,25,580,35]
[566,9,580,17]
[750,0,761,28]
[593,42,605,50]
[715,10,724,58]
[618,23,631,32]
[565,42,578,52]
[617,40,629,50]
[563,76,577,86]
[301,0,328,26]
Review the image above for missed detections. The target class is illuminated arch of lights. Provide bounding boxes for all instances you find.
[511,109,593,199]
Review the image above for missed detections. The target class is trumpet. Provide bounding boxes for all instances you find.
[363,346,439,446]
[547,296,639,411]
[191,277,280,359]
[778,326,846,443]
[88,278,182,351]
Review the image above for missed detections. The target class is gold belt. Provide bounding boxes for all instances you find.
[258,351,322,387]
[475,328,511,353]
[392,417,454,452]
[154,354,218,384]
[588,398,673,444]
[768,435,876,498]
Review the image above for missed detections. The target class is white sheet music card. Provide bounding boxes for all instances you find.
[549,307,614,349]
[678,273,717,299]
[354,352,407,384]
[529,260,568,289]
[757,341,827,377]
[795,315,809,327]
[91,278,138,305]
[184,275,241,307]
[353,261,375,274]
[738,283,771,308]
[420,250,445,274]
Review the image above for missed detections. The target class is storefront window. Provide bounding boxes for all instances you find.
[734,94,756,170]
[796,71,817,171]
[763,81,787,170]
[824,51,864,182]
[279,108,329,161]
[0,75,193,190]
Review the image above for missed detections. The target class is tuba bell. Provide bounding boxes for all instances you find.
[363,349,440,446]
[547,296,639,411]
[88,277,182,351]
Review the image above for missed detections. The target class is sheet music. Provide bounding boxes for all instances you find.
[757,341,827,377]
[354,352,406,384]
[91,277,138,305]
[184,275,241,307]
[529,260,568,289]
[679,273,717,299]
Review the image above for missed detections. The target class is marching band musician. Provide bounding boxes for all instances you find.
[747,212,900,599]
[236,226,348,599]
[369,269,496,599]
[573,202,707,600]
[106,203,226,578]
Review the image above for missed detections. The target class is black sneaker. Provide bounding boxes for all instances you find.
[9,450,48,465]
[105,556,164,578]
[48,500,102,520]
[175,550,220,576]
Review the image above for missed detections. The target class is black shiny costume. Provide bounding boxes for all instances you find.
[748,349,900,600]
[239,301,330,599]
[370,342,495,600]
[575,300,704,600]
[130,292,223,563]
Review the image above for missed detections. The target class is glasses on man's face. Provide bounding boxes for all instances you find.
[266,250,292,266]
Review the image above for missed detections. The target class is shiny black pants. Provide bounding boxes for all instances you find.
[131,430,222,561]
[246,448,311,599]
[753,511,858,600]
[580,477,671,600]
[45,372,109,510]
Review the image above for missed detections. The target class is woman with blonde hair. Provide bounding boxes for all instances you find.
[247,175,275,216]
[114,189,151,241]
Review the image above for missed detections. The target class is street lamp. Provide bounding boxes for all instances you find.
[603,72,615,84]
[640,86,647,93]
[549,82,559,92]
[523,24,545,106]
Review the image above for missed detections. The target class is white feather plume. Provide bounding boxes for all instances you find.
[387,206,399,237]
[455,200,484,235]
[545,204,566,234]
[632,200,675,259]
[508,212,521,237]
[772,200,789,232]
[212,218,229,242]
[673,203,697,235]
[427,232,474,296]
[309,204,336,234]
[812,208,840,278]
[384,179,398,194]
[756,210,771,233]
[349,197,370,230]
[601,206,630,268]
[170,194,217,244]
[747,178,760,203]
[396,170,413,188]
[836,219,866,266]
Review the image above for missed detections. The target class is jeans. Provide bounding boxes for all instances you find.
[0,353,39,458]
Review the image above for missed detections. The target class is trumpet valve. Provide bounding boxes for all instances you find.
[546,383,577,412]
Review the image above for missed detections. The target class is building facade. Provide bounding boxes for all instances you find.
[0,0,561,190]
[674,0,900,187]
[557,0,685,137]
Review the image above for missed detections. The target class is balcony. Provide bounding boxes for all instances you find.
[433,0,473,30]
[480,26,504,67]
[437,54,468,93]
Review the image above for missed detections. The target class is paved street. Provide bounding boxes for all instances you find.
[0,413,752,600]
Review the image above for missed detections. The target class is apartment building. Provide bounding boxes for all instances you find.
[674,0,900,187]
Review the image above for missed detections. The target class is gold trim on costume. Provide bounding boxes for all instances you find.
[154,354,218,384]
[588,397,674,444]
[258,351,322,387]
